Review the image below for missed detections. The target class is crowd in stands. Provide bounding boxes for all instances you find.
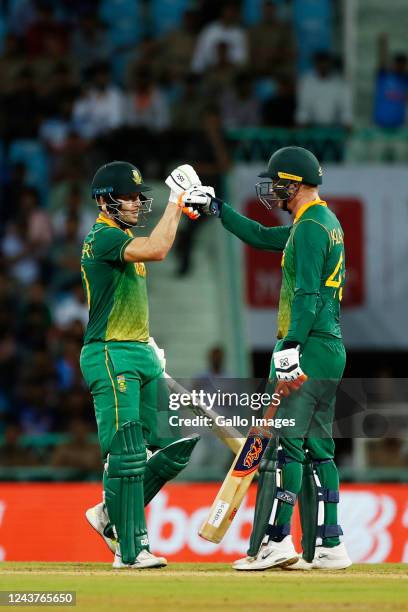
[0,0,406,474]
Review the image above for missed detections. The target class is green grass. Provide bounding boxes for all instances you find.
[0,563,407,611]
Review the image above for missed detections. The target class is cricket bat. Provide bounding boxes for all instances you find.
[199,375,307,543]
[164,373,244,455]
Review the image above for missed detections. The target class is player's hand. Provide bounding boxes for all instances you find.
[273,346,305,382]
[275,376,307,398]
[165,164,201,204]
[179,186,222,219]
[178,186,215,220]
[148,336,166,371]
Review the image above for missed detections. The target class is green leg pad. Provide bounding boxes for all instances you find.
[105,421,148,565]
[314,458,341,548]
[144,435,200,505]
[298,457,318,562]
[247,439,278,557]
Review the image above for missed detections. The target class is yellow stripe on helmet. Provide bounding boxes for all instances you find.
[278,172,303,182]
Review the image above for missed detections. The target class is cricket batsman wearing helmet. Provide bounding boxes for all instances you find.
[184,146,352,570]
[80,161,207,568]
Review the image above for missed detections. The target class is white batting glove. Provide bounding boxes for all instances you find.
[273,346,305,381]
[179,186,215,219]
[148,336,166,371]
[165,164,201,204]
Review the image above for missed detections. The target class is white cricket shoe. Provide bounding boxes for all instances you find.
[233,536,299,571]
[312,542,352,570]
[284,557,313,571]
[113,548,167,569]
[85,502,117,554]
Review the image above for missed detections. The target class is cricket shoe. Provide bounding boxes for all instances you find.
[85,502,117,554]
[233,536,299,571]
[113,548,167,569]
[312,542,352,570]
[284,557,313,571]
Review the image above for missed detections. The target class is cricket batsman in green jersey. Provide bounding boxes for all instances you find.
[80,160,210,569]
[184,146,352,571]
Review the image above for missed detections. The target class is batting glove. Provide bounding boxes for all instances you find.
[165,164,201,204]
[148,336,166,371]
[273,345,305,382]
[179,186,215,220]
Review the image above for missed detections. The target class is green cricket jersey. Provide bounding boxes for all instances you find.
[221,199,345,346]
[81,215,149,344]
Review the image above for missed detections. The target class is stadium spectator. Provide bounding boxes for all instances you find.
[0,422,39,467]
[50,418,101,473]
[18,382,56,435]
[0,163,27,229]
[295,51,353,128]
[124,68,170,131]
[1,66,41,141]
[373,34,408,128]
[54,281,89,331]
[202,41,238,98]
[25,1,69,58]
[50,183,94,240]
[248,0,295,79]
[0,34,26,95]
[50,216,82,293]
[191,1,248,73]
[170,73,205,130]
[72,62,125,139]
[159,9,198,80]
[220,71,261,129]
[1,219,42,286]
[70,12,111,76]
[18,187,53,252]
[55,336,83,391]
[262,77,296,127]
[17,282,51,350]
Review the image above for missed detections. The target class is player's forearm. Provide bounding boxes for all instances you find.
[284,292,319,347]
[124,203,182,262]
[221,203,290,251]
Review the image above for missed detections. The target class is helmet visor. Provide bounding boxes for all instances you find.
[255,178,294,210]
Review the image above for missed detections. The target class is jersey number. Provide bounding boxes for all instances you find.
[325,253,344,300]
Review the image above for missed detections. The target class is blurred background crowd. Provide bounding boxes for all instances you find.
[0,0,407,480]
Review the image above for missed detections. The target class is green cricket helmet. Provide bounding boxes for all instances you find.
[91,161,152,227]
[256,146,323,210]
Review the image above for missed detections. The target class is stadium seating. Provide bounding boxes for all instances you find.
[150,0,189,36]
[8,139,49,200]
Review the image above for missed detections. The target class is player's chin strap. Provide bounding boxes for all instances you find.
[96,194,153,228]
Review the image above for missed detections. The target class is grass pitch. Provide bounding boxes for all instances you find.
[0,563,407,611]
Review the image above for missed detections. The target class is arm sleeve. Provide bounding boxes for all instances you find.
[94,227,133,263]
[285,220,329,346]
[221,202,291,252]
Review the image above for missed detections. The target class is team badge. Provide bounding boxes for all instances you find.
[280,358,289,367]
[132,169,142,185]
[117,375,127,393]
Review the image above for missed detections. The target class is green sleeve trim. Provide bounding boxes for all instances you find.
[120,237,134,262]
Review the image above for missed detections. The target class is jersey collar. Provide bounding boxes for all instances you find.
[96,214,133,236]
[293,198,327,224]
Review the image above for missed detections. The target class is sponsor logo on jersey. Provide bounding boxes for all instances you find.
[134,262,146,277]
[117,375,127,393]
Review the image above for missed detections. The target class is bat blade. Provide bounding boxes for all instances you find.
[199,434,270,543]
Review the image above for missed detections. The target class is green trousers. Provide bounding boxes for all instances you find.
[80,340,178,459]
[268,335,346,547]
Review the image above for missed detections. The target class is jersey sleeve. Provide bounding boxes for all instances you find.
[94,227,133,263]
[285,220,329,346]
[221,203,291,251]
